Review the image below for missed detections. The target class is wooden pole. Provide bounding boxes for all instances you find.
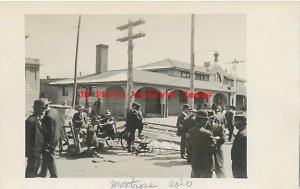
[72,15,81,109]
[125,20,134,116]
[189,14,195,108]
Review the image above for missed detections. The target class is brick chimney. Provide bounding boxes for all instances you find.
[96,44,109,74]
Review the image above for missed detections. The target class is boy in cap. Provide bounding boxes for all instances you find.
[25,99,47,178]
[231,114,247,178]
[176,104,190,159]
[189,110,215,178]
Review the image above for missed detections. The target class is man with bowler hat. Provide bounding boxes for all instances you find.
[25,99,46,178]
[231,114,247,178]
[176,104,190,159]
[183,108,197,163]
[39,98,63,178]
[188,110,215,178]
[126,102,143,152]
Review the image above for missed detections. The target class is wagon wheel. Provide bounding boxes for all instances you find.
[134,136,154,154]
[105,136,118,148]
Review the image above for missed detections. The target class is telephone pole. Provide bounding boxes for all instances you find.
[189,14,195,109]
[227,59,245,107]
[117,19,145,116]
[72,15,81,108]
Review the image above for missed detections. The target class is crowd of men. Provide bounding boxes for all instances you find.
[176,104,247,178]
[26,97,246,178]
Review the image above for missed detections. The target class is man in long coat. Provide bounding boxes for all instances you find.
[206,115,226,178]
[189,110,215,178]
[25,100,46,178]
[231,114,247,178]
[225,106,235,142]
[39,98,63,178]
[176,104,190,159]
[126,102,143,152]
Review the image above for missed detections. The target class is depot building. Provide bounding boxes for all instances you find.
[44,44,247,117]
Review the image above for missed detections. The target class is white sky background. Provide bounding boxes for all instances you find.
[25,14,246,79]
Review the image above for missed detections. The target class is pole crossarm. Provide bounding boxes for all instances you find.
[117,19,145,30]
[117,32,146,42]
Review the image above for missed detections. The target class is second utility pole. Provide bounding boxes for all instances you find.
[189,14,195,109]
[72,15,81,109]
[117,19,145,117]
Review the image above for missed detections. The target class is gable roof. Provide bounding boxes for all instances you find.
[136,59,212,74]
[50,68,234,92]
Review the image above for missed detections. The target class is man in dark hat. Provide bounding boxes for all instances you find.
[189,110,215,178]
[183,108,197,163]
[225,106,235,142]
[25,100,47,178]
[126,102,143,152]
[231,114,247,178]
[176,104,190,159]
[38,98,63,178]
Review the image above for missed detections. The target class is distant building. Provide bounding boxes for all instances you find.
[25,58,40,115]
[47,44,247,117]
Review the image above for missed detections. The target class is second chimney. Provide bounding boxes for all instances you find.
[96,44,109,74]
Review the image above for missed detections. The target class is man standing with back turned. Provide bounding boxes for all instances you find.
[189,110,215,178]
[39,98,63,178]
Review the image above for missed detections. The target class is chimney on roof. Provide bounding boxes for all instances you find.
[96,44,108,74]
[46,76,50,79]
[214,51,219,66]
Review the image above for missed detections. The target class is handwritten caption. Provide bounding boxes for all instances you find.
[110,178,193,189]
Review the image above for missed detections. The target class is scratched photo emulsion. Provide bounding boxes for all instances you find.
[25,14,247,180]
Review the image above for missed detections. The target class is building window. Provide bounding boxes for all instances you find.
[179,90,188,104]
[180,71,190,78]
[62,86,68,96]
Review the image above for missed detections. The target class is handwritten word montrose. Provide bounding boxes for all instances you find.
[111,177,158,189]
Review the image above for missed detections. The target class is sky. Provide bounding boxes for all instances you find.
[25,14,246,79]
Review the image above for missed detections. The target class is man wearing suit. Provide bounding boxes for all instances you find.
[126,102,143,152]
[176,104,190,159]
[188,110,215,178]
[25,100,47,178]
[207,114,226,178]
[231,114,247,178]
[183,108,197,163]
[39,98,63,178]
[225,106,235,142]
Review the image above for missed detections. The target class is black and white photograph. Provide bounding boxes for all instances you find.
[25,14,247,178]
[0,2,299,189]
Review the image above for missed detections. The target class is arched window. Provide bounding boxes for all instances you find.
[216,73,222,82]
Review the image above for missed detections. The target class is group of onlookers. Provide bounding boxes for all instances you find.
[176,104,247,178]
